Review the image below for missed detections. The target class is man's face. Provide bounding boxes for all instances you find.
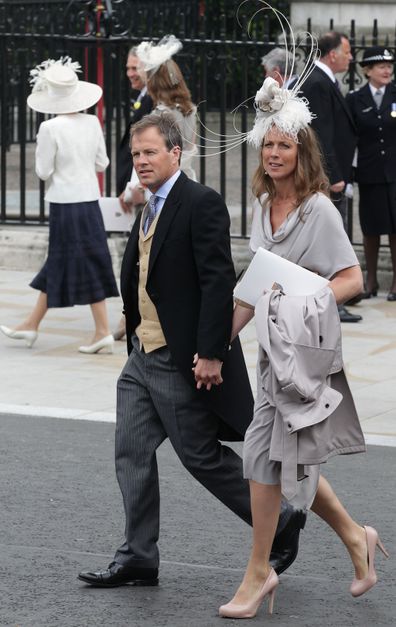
[131,126,181,193]
[332,37,352,74]
[263,65,284,86]
[126,55,145,91]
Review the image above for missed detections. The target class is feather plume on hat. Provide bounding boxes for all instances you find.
[186,1,319,158]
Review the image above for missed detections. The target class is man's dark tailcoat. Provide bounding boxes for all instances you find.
[120,171,254,440]
[299,66,356,185]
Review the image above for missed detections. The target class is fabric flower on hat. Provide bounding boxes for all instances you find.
[247,77,314,148]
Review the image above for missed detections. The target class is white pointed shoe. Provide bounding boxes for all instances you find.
[0,325,38,348]
[78,334,114,354]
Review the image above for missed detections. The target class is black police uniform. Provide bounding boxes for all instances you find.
[347,82,396,235]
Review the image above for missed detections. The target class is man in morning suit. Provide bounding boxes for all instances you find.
[117,47,153,203]
[78,112,306,588]
[299,31,361,322]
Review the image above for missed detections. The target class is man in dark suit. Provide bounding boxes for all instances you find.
[78,112,306,588]
[300,31,362,322]
[117,47,153,202]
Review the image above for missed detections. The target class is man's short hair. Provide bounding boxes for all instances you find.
[130,111,184,152]
[318,31,349,57]
[261,47,294,75]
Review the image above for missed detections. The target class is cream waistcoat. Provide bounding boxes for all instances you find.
[135,211,166,352]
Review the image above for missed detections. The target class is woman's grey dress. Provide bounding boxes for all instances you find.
[243,192,360,507]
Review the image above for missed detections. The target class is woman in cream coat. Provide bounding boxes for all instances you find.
[0,59,119,353]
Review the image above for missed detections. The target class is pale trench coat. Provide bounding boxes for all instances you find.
[254,285,366,506]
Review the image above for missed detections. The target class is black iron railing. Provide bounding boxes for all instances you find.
[1,0,395,245]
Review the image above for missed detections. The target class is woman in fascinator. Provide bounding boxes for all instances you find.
[217,2,389,619]
[136,35,197,181]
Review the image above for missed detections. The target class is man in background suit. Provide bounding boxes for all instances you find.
[300,31,362,322]
[117,47,153,204]
[261,47,298,89]
[78,112,306,588]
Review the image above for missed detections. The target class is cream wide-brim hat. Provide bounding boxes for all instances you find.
[27,64,103,114]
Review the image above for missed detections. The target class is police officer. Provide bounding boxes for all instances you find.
[346,46,396,301]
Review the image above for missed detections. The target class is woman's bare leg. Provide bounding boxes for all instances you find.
[227,481,281,604]
[90,300,111,342]
[15,291,48,331]
[311,475,368,579]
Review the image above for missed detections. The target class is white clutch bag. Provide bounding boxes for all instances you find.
[234,247,329,307]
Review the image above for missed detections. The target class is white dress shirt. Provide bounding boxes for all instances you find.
[143,170,181,232]
[314,60,337,84]
[35,112,109,203]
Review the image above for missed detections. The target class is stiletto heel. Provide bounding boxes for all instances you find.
[268,587,276,615]
[219,568,279,619]
[376,536,389,559]
[350,526,389,598]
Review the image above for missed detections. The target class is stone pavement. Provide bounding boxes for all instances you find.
[0,269,395,446]
[0,270,395,627]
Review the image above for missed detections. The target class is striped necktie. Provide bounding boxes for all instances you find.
[144,195,159,234]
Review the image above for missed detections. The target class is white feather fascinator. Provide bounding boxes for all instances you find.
[136,35,183,74]
[247,76,314,148]
[188,2,319,157]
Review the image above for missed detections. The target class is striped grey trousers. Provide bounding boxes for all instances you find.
[114,335,289,568]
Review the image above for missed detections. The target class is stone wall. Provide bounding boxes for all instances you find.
[291,0,396,35]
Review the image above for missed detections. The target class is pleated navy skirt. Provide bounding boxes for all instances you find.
[31,201,119,308]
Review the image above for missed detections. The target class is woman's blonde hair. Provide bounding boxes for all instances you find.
[252,125,330,208]
[146,60,194,116]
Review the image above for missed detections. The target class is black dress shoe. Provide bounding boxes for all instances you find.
[78,562,159,587]
[269,509,307,575]
[338,305,362,323]
[387,292,396,301]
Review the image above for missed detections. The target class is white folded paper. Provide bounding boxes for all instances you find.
[234,247,329,306]
[99,197,134,232]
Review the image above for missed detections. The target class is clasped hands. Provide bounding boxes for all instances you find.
[192,354,223,390]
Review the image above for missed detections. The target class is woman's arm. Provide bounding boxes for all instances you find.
[329,265,363,304]
[95,118,110,172]
[231,302,255,343]
[35,124,56,181]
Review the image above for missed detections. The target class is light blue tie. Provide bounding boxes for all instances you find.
[144,195,159,234]
[373,89,383,109]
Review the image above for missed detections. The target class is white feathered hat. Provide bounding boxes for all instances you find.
[247,76,314,148]
[27,57,102,114]
[136,35,182,76]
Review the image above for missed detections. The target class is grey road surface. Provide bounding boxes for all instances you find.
[0,414,394,627]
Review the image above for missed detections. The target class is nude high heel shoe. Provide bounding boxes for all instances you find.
[219,568,279,619]
[78,334,114,354]
[350,526,389,598]
[0,325,38,348]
